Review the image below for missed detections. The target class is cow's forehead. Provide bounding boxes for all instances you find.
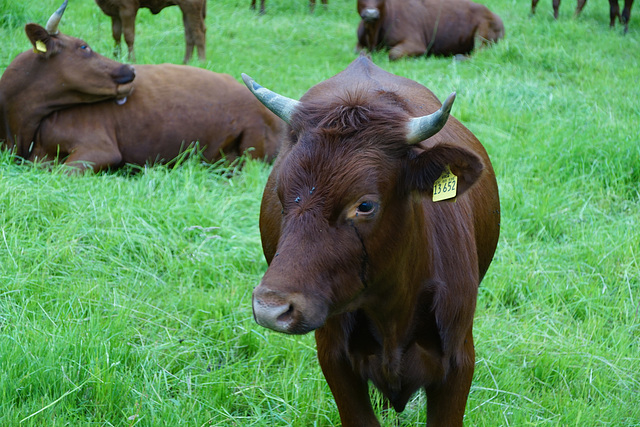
[276,134,397,210]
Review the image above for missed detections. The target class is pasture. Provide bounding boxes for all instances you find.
[1,0,639,425]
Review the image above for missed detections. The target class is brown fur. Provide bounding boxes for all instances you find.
[531,0,634,33]
[95,0,207,63]
[357,0,505,60]
[251,56,500,426]
[0,25,285,172]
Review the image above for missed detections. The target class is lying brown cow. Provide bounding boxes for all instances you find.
[242,56,500,425]
[250,0,327,14]
[95,0,207,63]
[532,0,634,33]
[0,2,284,172]
[357,0,505,60]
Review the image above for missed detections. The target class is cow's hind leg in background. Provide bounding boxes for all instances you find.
[621,0,634,32]
[575,0,588,15]
[553,0,561,18]
[118,4,138,62]
[180,0,207,63]
[109,15,123,58]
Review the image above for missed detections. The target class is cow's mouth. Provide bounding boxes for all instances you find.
[115,83,134,105]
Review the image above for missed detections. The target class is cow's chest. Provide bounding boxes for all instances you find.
[346,311,445,411]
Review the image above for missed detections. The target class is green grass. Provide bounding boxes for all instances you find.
[1,0,639,425]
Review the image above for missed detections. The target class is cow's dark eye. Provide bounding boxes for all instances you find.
[355,200,378,218]
[358,201,374,213]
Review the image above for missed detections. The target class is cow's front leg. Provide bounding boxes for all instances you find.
[64,146,123,173]
[424,329,475,427]
[316,327,380,427]
[388,40,427,61]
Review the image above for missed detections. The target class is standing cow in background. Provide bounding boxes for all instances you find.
[95,0,207,63]
[531,0,587,19]
[242,56,500,425]
[357,0,505,60]
[0,1,284,172]
[531,0,634,33]
[250,0,327,14]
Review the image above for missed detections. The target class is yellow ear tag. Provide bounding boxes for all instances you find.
[432,166,458,202]
[35,40,47,53]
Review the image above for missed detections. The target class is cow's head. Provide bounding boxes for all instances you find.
[21,1,135,105]
[357,0,385,51]
[358,0,384,23]
[242,61,484,335]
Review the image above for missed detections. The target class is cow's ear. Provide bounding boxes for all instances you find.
[25,24,57,58]
[404,144,484,198]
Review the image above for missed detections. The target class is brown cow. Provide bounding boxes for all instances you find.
[0,2,284,172]
[357,0,505,60]
[531,0,587,19]
[532,0,634,33]
[242,56,500,425]
[95,0,207,63]
[250,0,327,14]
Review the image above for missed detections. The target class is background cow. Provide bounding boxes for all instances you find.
[357,0,505,60]
[250,0,327,14]
[532,0,634,33]
[0,2,284,173]
[531,0,586,18]
[242,56,500,425]
[95,0,207,63]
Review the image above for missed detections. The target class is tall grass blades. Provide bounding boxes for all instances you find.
[1,0,639,425]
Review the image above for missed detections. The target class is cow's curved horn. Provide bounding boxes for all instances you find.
[241,73,299,124]
[406,92,456,145]
[45,0,68,35]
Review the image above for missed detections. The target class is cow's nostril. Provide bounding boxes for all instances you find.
[276,304,294,323]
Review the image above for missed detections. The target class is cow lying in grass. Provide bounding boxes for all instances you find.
[0,1,285,173]
[357,0,505,60]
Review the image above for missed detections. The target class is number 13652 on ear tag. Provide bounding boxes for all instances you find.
[432,166,457,202]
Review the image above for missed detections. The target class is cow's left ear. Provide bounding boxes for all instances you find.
[403,144,484,198]
[25,24,58,58]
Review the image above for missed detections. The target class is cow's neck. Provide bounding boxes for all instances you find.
[0,60,65,158]
[359,199,430,385]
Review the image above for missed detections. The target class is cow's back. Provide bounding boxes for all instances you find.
[374,0,504,57]
[34,64,285,167]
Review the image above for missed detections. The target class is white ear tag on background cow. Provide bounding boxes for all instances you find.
[432,166,457,201]
[35,40,47,53]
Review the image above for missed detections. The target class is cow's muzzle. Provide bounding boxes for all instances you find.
[360,7,380,22]
[252,285,327,335]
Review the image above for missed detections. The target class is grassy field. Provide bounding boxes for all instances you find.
[1,0,639,425]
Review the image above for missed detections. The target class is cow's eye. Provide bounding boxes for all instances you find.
[355,200,378,217]
[358,201,375,213]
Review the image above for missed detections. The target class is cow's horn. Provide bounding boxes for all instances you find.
[241,73,299,124]
[45,0,68,35]
[406,92,456,145]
